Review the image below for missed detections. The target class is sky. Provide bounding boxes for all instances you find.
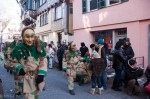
[0,0,20,20]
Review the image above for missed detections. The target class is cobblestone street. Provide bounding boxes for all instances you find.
[0,64,148,99]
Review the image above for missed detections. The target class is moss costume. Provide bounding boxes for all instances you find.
[11,42,47,99]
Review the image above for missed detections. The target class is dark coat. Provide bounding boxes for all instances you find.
[57,45,66,61]
[112,49,126,70]
[101,47,109,66]
[144,66,150,87]
[80,46,89,57]
[123,45,134,60]
[89,58,105,77]
[125,65,143,85]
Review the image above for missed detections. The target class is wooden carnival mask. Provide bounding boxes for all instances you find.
[70,42,77,52]
[22,28,35,46]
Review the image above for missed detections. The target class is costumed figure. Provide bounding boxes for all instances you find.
[76,51,91,86]
[63,41,80,95]
[8,35,20,74]
[11,27,47,99]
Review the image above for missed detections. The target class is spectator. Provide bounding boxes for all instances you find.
[144,66,150,95]
[57,44,67,70]
[80,42,89,57]
[48,44,55,69]
[112,41,125,91]
[97,39,109,90]
[123,38,135,62]
[89,44,105,95]
[125,59,144,96]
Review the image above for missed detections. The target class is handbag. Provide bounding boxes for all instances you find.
[144,83,150,93]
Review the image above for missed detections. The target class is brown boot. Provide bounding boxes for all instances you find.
[98,88,102,95]
[90,89,95,95]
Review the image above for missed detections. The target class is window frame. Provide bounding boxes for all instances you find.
[55,5,63,20]
[40,12,48,27]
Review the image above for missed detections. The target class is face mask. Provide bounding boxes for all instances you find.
[71,42,77,52]
[22,29,35,46]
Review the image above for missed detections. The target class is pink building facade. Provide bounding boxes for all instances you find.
[73,0,150,68]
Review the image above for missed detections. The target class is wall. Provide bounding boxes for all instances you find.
[74,20,150,68]
[51,3,66,32]
[73,0,150,30]
[35,10,51,34]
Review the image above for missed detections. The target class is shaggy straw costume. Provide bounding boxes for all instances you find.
[63,42,80,95]
[11,27,47,99]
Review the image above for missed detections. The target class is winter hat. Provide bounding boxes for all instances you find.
[81,42,85,47]
[123,37,130,42]
[90,44,95,48]
[97,39,104,45]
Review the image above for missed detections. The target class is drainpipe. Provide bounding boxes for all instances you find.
[65,0,69,36]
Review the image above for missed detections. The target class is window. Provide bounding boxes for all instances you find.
[33,0,35,10]
[115,28,127,36]
[40,0,46,6]
[69,4,73,14]
[121,0,129,2]
[40,12,48,26]
[110,0,121,5]
[55,6,62,20]
[97,0,105,9]
[90,0,98,11]
[82,0,87,13]
[90,0,105,11]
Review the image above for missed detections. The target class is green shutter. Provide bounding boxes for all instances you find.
[82,0,87,13]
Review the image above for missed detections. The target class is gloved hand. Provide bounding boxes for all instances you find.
[36,75,44,85]
[19,68,26,76]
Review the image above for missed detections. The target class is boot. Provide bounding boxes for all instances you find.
[98,88,102,95]
[90,89,95,95]
[69,90,75,95]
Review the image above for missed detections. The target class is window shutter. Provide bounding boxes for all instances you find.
[82,0,87,13]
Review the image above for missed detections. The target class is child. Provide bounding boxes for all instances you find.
[89,44,105,95]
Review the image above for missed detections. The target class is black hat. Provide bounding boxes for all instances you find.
[90,44,95,48]
[81,42,85,47]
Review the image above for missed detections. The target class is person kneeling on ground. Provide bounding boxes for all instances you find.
[125,59,144,96]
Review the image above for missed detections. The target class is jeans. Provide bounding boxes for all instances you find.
[91,76,101,88]
[101,70,107,89]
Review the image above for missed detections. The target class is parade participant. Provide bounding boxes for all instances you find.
[63,41,80,95]
[3,42,10,71]
[8,35,20,74]
[76,51,91,86]
[11,27,47,99]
